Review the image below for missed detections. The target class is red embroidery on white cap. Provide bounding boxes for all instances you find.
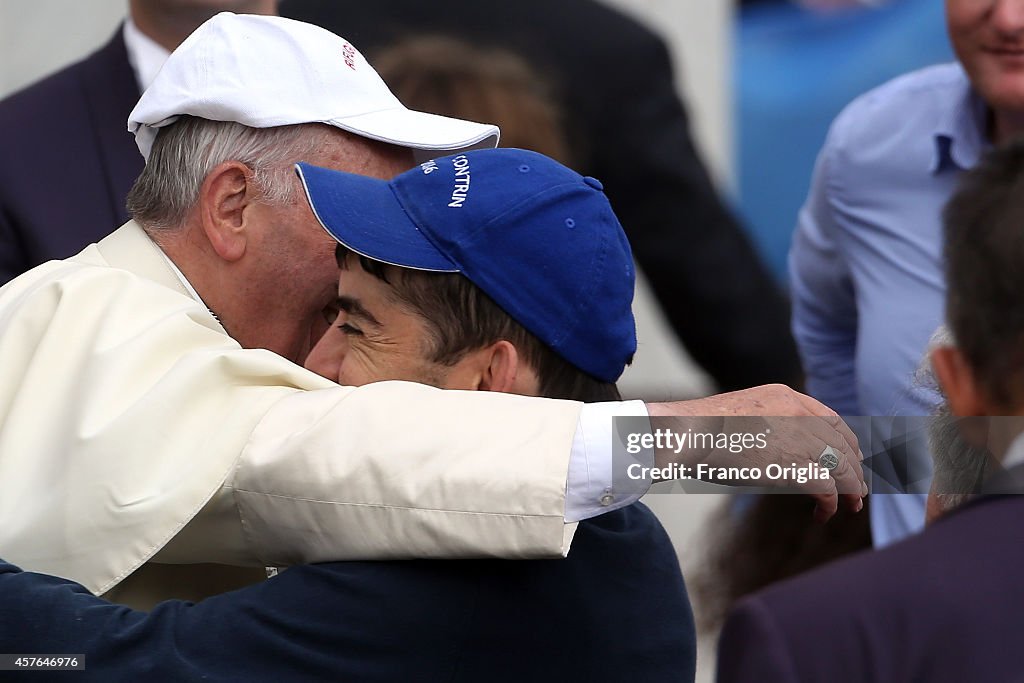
[342,43,357,70]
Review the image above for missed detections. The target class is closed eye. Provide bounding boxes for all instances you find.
[322,302,341,325]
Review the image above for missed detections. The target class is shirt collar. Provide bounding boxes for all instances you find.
[156,247,208,309]
[157,248,227,325]
[931,75,989,174]
[123,17,171,93]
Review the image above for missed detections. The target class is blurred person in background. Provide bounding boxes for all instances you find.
[372,36,572,165]
[0,0,277,285]
[281,0,804,394]
[788,0,1024,546]
[718,137,1024,683]
[691,326,988,635]
[736,0,952,278]
[918,326,994,522]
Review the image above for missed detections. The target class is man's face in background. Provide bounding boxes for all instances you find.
[947,0,1024,133]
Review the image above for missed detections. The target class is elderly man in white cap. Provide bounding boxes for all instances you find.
[0,13,864,608]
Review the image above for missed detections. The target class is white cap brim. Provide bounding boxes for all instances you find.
[133,108,499,163]
[329,107,499,159]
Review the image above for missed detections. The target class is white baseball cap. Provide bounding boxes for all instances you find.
[128,13,500,161]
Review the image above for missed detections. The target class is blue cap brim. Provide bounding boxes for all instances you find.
[295,162,459,272]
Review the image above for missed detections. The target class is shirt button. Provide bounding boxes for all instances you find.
[600,493,615,506]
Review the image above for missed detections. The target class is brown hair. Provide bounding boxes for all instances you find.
[338,246,622,403]
[373,36,572,164]
[944,137,1024,410]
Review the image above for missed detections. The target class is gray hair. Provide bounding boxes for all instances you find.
[126,116,333,230]
[927,404,987,512]
[919,325,989,513]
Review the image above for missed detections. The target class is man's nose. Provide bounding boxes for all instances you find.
[992,0,1024,36]
[305,325,347,381]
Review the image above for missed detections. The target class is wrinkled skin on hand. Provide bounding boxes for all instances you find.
[649,384,866,523]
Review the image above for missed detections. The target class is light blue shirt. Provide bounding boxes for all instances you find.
[789,63,988,546]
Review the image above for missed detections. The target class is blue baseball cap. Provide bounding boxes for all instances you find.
[295,148,636,383]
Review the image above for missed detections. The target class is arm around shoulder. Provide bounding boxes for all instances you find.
[229,382,584,564]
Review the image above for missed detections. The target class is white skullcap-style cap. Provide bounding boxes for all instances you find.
[128,12,499,161]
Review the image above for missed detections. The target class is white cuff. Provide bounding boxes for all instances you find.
[564,400,654,522]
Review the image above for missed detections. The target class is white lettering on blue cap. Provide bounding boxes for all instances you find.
[448,155,471,208]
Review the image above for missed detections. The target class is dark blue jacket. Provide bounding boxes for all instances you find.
[0,28,143,284]
[717,491,1024,682]
[0,503,695,682]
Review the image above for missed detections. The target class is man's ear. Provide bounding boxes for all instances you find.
[478,340,520,393]
[931,346,987,417]
[197,161,257,262]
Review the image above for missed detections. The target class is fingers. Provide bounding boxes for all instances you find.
[767,413,864,517]
[819,413,868,500]
[793,393,863,460]
[793,392,867,499]
[824,445,865,512]
[653,385,868,520]
[811,480,838,523]
[798,418,863,493]
[827,413,863,464]
[820,438,862,496]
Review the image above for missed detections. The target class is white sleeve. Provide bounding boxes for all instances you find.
[565,400,655,521]
[230,382,586,565]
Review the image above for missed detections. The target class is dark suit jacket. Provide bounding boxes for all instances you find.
[0,503,695,682]
[717,491,1024,682]
[0,28,143,285]
[281,0,802,391]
